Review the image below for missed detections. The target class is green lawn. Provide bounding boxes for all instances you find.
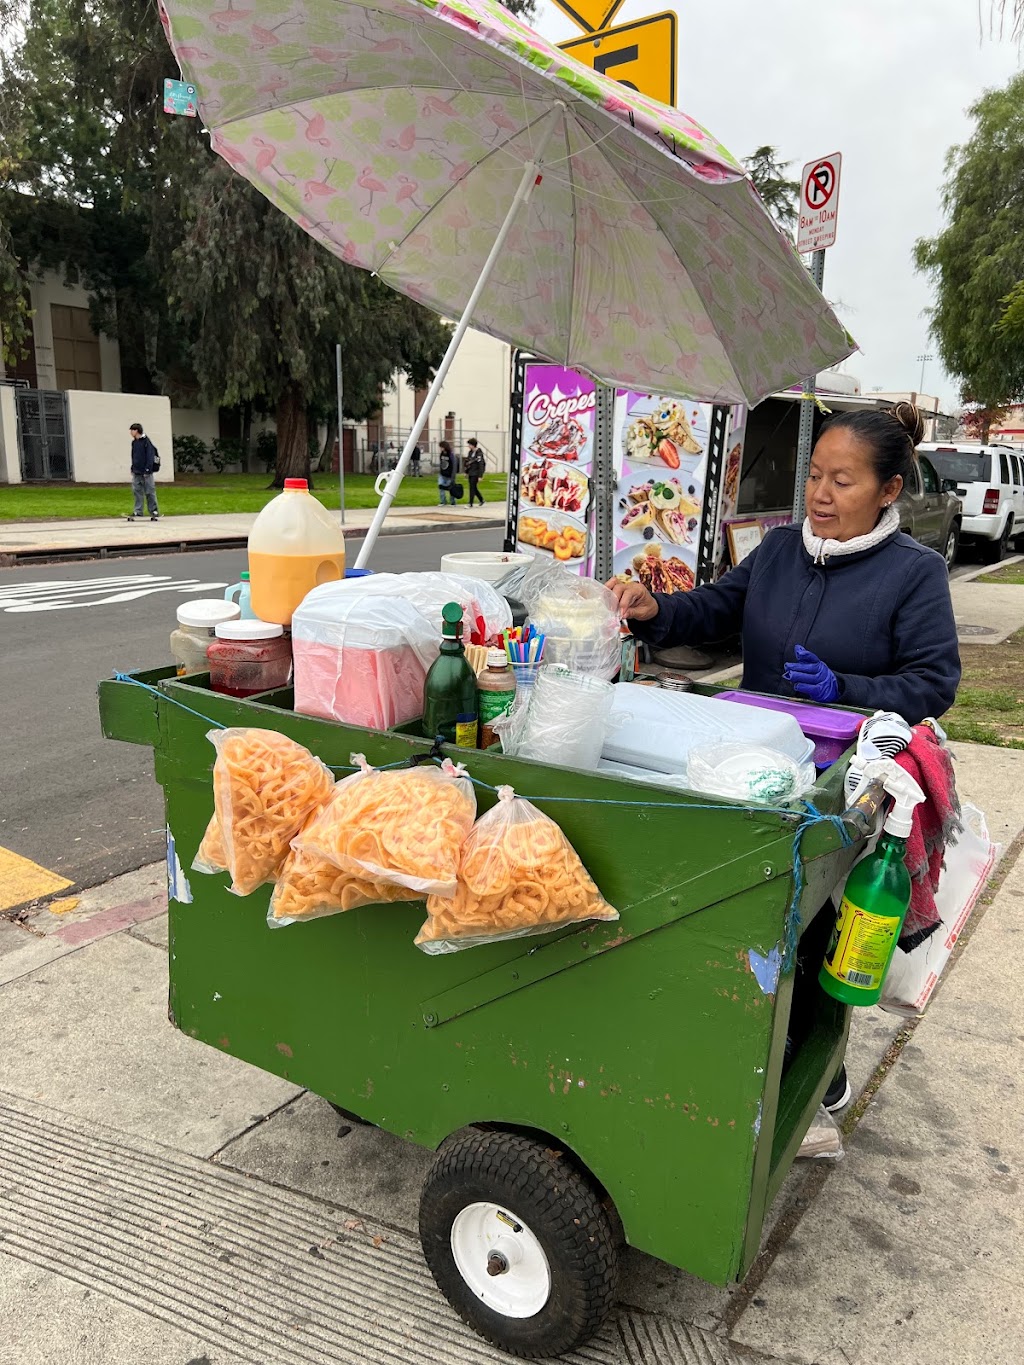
[943,628,1024,750]
[0,471,508,521]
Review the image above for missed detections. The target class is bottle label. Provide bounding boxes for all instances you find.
[478,688,516,725]
[822,895,901,991]
[455,714,478,748]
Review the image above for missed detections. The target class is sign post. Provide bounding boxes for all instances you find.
[793,154,842,523]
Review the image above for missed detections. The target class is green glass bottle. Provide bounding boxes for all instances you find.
[819,830,911,1007]
[422,602,479,748]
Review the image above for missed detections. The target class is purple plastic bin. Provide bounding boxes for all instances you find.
[715,691,864,768]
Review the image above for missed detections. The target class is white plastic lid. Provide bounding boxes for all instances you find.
[487,648,509,668]
[214,619,285,640]
[176,599,241,628]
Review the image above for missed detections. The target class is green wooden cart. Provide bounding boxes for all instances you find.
[99,666,876,1359]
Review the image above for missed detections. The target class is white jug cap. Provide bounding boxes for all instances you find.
[215,619,285,640]
[176,600,241,628]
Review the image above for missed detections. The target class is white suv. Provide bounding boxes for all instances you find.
[918,442,1024,562]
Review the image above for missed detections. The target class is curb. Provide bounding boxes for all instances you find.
[0,517,508,567]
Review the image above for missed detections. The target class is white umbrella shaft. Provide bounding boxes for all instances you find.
[354,111,562,568]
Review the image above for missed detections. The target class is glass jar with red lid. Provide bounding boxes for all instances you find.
[207,620,293,697]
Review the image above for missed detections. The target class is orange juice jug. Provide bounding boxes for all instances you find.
[248,478,346,625]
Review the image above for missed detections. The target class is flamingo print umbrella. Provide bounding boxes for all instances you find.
[158,0,855,560]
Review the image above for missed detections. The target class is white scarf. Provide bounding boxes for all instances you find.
[802,505,901,565]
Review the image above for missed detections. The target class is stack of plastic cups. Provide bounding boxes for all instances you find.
[504,626,545,701]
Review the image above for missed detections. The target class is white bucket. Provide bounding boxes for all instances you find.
[439,550,532,584]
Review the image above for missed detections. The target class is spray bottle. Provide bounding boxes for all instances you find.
[819,759,925,1007]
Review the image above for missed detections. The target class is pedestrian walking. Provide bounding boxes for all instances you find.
[128,422,160,521]
[438,439,458,505]
[411,443,422,476]
[464,437,486,506]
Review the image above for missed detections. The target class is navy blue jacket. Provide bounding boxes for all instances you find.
[631,525,961,723]
[131,435,156,475]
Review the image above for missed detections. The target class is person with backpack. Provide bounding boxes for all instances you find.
[128,422,160,522]
[438,440,458,505]
[464,437,486,506]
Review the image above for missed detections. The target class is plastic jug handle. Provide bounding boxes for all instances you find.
[224,584,241,604]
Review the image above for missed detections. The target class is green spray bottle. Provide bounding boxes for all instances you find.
[820,762,925,1007]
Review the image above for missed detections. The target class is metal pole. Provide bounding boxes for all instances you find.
[355,109,562,569]
[792,249,826,524]
[592,384,615,582]
[335,344,345,527]
[917,353,933,395]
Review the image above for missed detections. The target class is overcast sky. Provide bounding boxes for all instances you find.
[540,0,1021,409]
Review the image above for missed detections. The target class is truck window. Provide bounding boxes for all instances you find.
[1013,455,1024,487]
[1000,452,1011,486]
[918,456,939,494]
[926,450,989,483]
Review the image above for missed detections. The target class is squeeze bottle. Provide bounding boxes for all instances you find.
[477,648,516,748]
[819,763,926,1006]
[224,571,254,619]
[422,603,479,748]
[247,479,345,626]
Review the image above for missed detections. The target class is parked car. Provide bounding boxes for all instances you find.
[895,452,962,569]
[918,442,1024,562]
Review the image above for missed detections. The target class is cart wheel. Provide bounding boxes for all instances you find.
[419,1127,619,1359]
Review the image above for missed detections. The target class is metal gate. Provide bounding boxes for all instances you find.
[17,388,72,481]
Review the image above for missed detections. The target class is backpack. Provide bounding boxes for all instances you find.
[150,440,161,473]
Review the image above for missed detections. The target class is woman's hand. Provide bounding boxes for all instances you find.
[605,577,659,622]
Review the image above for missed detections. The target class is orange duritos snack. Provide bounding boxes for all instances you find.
[269,843,419,924]
[195,812,228,873]
[416,786,618,953]
[202,728,335,897]
[297,756,476,898]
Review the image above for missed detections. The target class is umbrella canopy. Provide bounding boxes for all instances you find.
[159,0,854,405]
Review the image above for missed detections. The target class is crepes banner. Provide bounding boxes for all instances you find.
[513,361,710,593]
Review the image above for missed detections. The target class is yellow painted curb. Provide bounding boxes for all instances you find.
[0,846,73,913]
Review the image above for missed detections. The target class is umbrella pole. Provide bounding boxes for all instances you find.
[354,111,562,568]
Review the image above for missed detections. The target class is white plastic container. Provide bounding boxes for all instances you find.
[602,684,816,776]
[440,550,532,583]
[170,599,240,676]
[247,478,346,626]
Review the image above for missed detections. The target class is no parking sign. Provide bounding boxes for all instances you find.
[797,153,842,254]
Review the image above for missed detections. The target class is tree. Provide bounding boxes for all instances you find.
[986,0,1023,39]
[914,71,1024,412]
[744,146,801,231]
[1001,279,1024,343]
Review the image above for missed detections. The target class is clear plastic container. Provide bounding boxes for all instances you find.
[170,599,240,676]
[207,620,293,697]
[248,478,346,626]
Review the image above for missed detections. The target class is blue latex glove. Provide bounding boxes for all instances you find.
[783,644,839,704]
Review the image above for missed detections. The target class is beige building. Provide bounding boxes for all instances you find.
[869,391,953,442]
[1,271,173,485]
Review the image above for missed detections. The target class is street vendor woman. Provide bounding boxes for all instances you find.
[608,403,961,725]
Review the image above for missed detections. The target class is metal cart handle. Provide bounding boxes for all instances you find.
[840,777,887,838]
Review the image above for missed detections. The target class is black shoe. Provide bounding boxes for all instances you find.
[150,514,159,521]
[823,1065,852,1113]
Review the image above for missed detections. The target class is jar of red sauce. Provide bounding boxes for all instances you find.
[207,620,293,697]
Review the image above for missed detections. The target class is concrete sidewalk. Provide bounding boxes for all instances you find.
[0,502,507,561]
[1,739,1022,1363]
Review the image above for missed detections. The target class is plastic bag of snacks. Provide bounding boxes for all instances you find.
[297,756,476,897]
[194,812,228,874]
[415,785,618,953]
[268,842,420,927]
[192,728,335,897]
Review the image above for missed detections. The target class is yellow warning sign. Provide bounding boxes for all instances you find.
[559,12,677,107]
[549,0,625,36]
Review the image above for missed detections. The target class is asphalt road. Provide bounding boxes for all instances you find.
[0,527,504,894]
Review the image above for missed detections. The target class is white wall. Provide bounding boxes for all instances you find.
[171,407,221,445]
[28,273,122,393]
[379,328,512,471]
[0,387,20,484]
[66,391,174,484]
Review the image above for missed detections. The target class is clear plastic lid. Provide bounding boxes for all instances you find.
[176,599,241,629]
[214,619,285,640]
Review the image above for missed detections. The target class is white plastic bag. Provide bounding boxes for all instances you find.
[797,1105,845,1160]
[687,743,817,805]
[517,557,621,679]
[879,803,999,1017]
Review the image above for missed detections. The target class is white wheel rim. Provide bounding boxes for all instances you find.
[450,1202,552,1318]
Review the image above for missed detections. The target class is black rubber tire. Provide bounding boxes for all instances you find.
[985,516,1012,563]
[419,1128,620,1359]
[943,522,960,571]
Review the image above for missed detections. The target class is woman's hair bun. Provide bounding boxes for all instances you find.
[890,401,924,448]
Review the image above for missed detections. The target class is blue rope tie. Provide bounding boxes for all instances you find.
[112,673,859,965]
